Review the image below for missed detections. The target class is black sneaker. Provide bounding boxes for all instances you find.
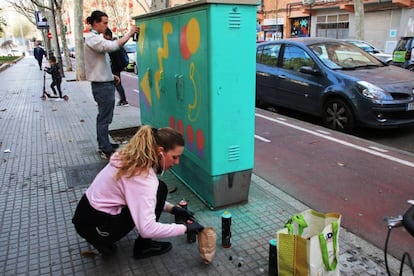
[133,240,172,259]
[119,101,129,107]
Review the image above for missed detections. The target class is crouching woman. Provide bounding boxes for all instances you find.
[72,125,204,258]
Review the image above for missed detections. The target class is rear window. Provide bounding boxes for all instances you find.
[256,44,281,67]
[394,37,412,51]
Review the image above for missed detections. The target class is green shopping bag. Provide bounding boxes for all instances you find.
[276,209,341,276]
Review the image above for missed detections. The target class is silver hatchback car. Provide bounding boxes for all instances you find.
[256,37,414,132]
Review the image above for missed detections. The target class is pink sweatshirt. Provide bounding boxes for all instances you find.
[85,152,187,238]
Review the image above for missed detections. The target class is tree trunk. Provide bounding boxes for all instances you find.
[74,0,85,80]
[354,0,364,40]
[55,1,73,72]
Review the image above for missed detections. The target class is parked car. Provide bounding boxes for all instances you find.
[256,38,414,132]
[123,43,137,74]
[7,48,24,56]
[343,39,392,64]
[391,36,414,71]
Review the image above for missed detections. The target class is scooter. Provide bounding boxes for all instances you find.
[41,70,68,101]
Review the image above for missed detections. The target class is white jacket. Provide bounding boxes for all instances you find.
[84,30,120,82]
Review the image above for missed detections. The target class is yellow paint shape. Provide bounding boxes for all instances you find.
[140,71,152,106]
[155,22,173,99]
[138,23,146,56]
[186,18,200,54]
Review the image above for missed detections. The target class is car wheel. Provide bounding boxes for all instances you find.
[323,98,355,132]
[407,65,414,71]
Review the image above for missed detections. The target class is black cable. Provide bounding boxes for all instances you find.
[384,226,414,276]
[384,227,392,276]
[399,252,413,276]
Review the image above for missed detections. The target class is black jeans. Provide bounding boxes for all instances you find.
[113,71,127,103]
[50,79,62,97]
[72,180,168,248]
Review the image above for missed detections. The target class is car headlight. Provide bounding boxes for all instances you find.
[357,81,388,101]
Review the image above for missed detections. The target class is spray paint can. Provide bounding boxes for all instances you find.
[268,239,278,276]
[221,211,232,248]
[179,199,188,209]
[186,220,197,243]
[174,199,188,224]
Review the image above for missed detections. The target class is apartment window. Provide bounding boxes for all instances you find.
[316,14,349,39]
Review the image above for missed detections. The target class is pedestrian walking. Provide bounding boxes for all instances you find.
[33,43,46,70]
[72,126,204,258]
[84,10,139,160]
[103,28,129,107]
[44,56,64,101]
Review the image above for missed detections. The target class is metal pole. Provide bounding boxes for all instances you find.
[50,0,65,77]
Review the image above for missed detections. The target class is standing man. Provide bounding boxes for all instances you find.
[103,28,129,107]
[33,43,46,70]
[84,10,139,160]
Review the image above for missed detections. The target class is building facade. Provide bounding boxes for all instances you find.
[257,0,414,53]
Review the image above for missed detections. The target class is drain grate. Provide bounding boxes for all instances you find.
[65,163,106,188]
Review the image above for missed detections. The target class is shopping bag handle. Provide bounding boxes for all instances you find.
[318,221,339,271]
[286,214,308,236]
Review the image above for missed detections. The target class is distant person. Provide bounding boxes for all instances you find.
[84,10,139,160]
[103,28,129,107]
[72,126,204,258]
[33,43,46,70]
[44,56,64,101]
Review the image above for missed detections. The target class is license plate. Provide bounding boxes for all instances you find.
[408,102,414,111]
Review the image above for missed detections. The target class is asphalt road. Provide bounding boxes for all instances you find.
[120,71,414,261]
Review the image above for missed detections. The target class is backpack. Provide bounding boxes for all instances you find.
[111,47,129,71]
[119,47,129,69]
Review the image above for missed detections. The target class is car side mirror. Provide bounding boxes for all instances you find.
[372,49,380,54]
[299,66,321,75]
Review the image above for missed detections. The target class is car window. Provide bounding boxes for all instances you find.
[282,45,315,71]
[257,44,281,67]
[124,44,136,53]
[395,38,409,51]
[310,42,382,69]
[350,41,374,53]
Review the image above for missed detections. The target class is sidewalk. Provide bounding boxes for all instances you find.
[0,57,406,275]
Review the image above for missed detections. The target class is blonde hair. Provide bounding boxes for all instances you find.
[115,125,184,179]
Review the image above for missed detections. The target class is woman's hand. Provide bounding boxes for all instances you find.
[171,206,194,221]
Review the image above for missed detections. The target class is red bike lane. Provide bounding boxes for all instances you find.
[254,109,414,261]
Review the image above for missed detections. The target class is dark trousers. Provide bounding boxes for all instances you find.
[36,58,42,69]
[114,71,127,103]
[91,81,115,153]
[50,79,62,98]
[72,180,168,248]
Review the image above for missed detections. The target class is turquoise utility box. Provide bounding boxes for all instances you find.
[134,0,256,209]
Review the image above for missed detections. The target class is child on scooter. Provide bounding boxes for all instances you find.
[44,56,63,101]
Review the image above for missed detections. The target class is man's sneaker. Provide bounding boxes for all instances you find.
[133,240,172,259]
[118,101,129,107]
[98,150,114,160]
[98,143,119,152]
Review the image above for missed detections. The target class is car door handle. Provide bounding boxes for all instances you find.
[277,74,287,79]
[257,71,270,77]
